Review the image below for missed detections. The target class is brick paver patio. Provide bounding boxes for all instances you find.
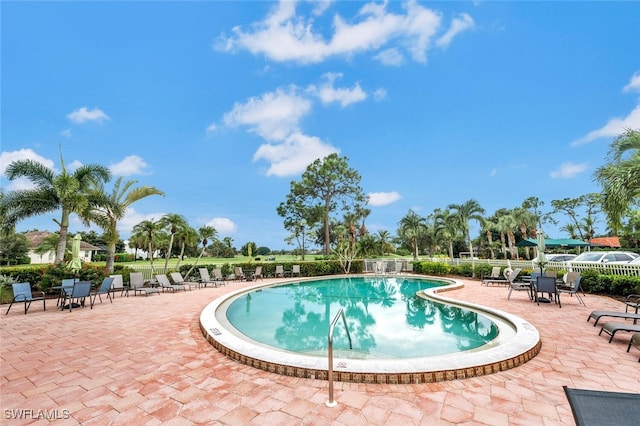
[1,276,639,425]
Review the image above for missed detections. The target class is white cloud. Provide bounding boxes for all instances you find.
[206,123,218,134]
[0,149,54,175]
[0,149,55,191]
[623,72,640,93]
[311,73,367,107]
[550,162,587,179]
[110,155,150,176]
[311,0,334,16]
[253,132,339,177]
[67,160,83,171]
[436,13,475,49]
[372,88,387,101]
[67,107,110,124]
[223,87,311,141]
[204,217,237,234]
[216,0,456,65]
[368,191,401,206]
[374,48,404,66]
[572,105,640,146]
[60,129,72,138]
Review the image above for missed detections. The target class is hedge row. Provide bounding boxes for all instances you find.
[177,260,364,280]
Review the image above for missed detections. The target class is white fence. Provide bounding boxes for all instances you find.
[363,258,640,277]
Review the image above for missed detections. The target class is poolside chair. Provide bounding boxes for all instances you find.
[557,275,585,306]
[627,333,640,362]
[198,268,221,287]
[213,268,227,286]
[489,268,522,287]
[625,294,640,314]
[234,266,245,281]
[481,267,501,286]
[599,321,640,343]
[535,276,561,307]
[169,272,200,290]
[374,260,384,274]
[130,272,160,296]
[90,277,115,308]
[564,271,580,286]
[110,274,127,297]
[291,265,300,277]
[506,269,531,300]
[61,281,92,312]
[57,278,77,307]
[275,265,285,278]
[156,274,187,292]
[588,310,640,327]
[5,282,46,315]
[485,268,522,286]
[253,265,264,280]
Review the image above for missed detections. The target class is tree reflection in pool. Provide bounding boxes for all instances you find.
[225,276,500,359]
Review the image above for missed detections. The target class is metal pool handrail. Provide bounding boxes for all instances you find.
[326,308,352,407]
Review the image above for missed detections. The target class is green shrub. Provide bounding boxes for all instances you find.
[414,261,451,276]
[114,253,134,262]
[579,271,640,296]
[473,263,495,278]
[450,263,474,277]
[0,274,18,303]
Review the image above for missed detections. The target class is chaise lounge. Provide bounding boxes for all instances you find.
[588,310,640,327]
[598,321,640,343]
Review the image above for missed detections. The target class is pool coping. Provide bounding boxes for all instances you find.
[199,274,541,384]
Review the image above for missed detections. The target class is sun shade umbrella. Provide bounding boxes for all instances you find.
[536,231,548,270]
[68,234,82,275]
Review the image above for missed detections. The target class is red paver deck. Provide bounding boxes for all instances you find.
[1,277,639,425]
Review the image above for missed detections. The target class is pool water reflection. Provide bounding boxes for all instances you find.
[225,276,500,359]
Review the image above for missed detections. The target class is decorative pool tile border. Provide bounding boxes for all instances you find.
[200,321,542,383]
[199,275,542,383]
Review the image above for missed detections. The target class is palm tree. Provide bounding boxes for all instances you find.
[174,225,198,268]
[131,219,161,274]
[83,177,164,273]
[560,223,579,239]
[398,210,426,260]
[158,213,188,273]
[433,208,459,260]
[513,207,536,260]
[377,230,392,256]
[183,225,217,279]
[481,218,498,260]
[127,233,146,260]
[497,214,518,259]
[448,199,485,276]
[594,129,640,231]
[3,153,110,263]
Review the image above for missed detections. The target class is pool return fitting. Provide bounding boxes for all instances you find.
[326,308,353,407]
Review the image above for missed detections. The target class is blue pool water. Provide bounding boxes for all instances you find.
[225,276,501,359]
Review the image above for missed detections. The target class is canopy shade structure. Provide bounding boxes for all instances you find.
[516,238,590,248]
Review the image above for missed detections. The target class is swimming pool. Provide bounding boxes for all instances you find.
[200,275,541,383]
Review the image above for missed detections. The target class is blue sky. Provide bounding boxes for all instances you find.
[2,1,640,251]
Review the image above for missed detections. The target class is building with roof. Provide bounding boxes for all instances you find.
[589,236,621,248]
[23,230,101,264]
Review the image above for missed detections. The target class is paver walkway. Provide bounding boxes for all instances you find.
[1,276,639,425]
